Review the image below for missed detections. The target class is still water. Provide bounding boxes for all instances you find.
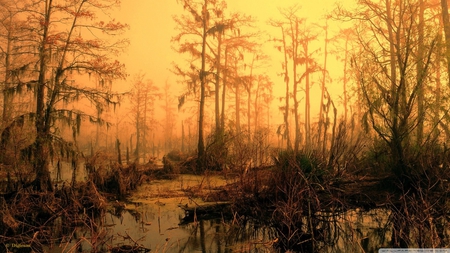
[43,175,414,252]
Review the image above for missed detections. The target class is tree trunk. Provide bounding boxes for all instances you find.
[291,20,300,153]
[126,146,130,164]
[386,0,401,176]
[0,22,13,164]
[3,25,13,125]
[215,30,222,134]
[318,21,329,153]
[34,0,53,192]
[416,0,425,145]
[343,31,350,123]
[254,77,260,135]
[247,56,255,144]
[117,139,122,164]
[247,84,251,143]
[304,42,311,148]
[220,46,228,131]
[441,0,450,80]
[181,120,185,153]
[254,78,260,165]
[280,26,292,151]
[143,90,148,162]
[434,32,443,140]
[197,0,208,170]
[235,78,241,134]
[386,0,397,102]
[135,97,140,162]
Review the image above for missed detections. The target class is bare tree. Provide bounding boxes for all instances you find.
[9,0,129,191]
[441,0,450,80]
[270,19,292,151]
[130,73,160,163]
[0,0,29,125]
[416,0,425,145]
[333,28,355,123]
[173,0,214,169]
[173,0,256,169]
[271,6,320,152]
[212,12,255,136]
[347,0,436,179]
[318,17,331,154]
[161,80,177,153]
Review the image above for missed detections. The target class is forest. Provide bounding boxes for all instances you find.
[0,0,449,252]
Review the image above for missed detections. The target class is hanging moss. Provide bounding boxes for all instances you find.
[76,113,81,135]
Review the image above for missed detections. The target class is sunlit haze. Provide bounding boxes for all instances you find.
[113,0,354,144]
[117,0,346,86]
[2,0,450,251]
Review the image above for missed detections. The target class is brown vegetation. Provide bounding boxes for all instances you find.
[0,180,106,252]
[0,150,159,252]
[216,139,450,251]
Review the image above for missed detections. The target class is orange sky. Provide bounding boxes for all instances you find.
[115,0,348,89]
[110,0,356,135]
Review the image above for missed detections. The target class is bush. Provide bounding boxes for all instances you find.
[272,150,327,183]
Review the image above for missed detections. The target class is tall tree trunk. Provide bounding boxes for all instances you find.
[386,0,407,178]
[143,91,148,162]
[116,139,122,164]
[235,79,241,134]
[247,56,255,144]
[280,26,292,151]
[343,31,349,123]
[304,42,311,148]
[0,22,13,164]
[434,39,442,140]
[441,0,450,80]
[3,23,13,125]
[254,77,260,135]
[220,46,228,131]
[197,0,208,170]
[434,22,443,140]
[254,77,260,165]
[386,0,398,130]
[386,0,397,102]
[247,84,251,143]
[318,20,329,153]
[126,146,129,164]
[291,20,300,153]
[416,0,425,145]
[135,96,140,162]
[34,0,53,192]
[181,120,185,153]
[215,30,222,134]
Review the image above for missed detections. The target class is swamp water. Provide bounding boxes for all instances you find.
[41,174,401,252]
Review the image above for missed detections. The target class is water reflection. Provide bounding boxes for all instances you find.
[42,198,449,253]
[103,200,277,253]
[103,203,391,253]
[41,175,449,252]
[326,208,391,253]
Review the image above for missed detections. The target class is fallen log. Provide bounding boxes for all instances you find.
[179,202,231,224]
